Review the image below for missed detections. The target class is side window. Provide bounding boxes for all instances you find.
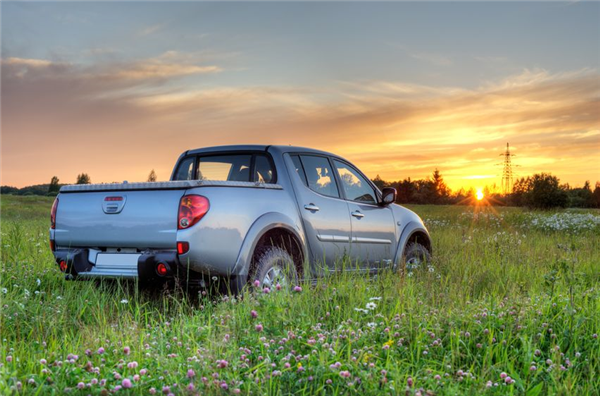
[290,155,307,185]
[173,157,195,181]
[333,160,377,204]
[299,155,340,198]
[254,155,275,183]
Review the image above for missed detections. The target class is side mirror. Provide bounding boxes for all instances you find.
[381,187,396,206]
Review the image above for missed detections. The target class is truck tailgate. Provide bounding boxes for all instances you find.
[54,189,185,249]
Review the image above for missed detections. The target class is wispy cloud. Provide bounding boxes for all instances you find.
[2,55,598,188]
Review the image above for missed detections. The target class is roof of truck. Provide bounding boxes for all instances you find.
[186,145,337,157]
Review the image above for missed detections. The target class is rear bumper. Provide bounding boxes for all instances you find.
[52,249,182,280]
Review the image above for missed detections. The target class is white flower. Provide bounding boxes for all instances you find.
[36,279,41,286]
[56,296,63,300]
[120,299,129,304]
[1,288,7,294]
[366,302,377,310]
[369,297,382,301]
[367,322,377,328]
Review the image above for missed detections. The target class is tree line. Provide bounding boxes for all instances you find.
[370,170,600,209]
[1,170,157,196]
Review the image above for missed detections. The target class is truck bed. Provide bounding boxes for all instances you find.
[55,181,283,250]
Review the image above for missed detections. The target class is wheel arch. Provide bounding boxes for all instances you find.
[232,212,307,282]
[393,222,432,266]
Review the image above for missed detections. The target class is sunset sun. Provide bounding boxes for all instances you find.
[476,189,484,201]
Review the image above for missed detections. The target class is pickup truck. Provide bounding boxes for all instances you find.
[50,145,431,292]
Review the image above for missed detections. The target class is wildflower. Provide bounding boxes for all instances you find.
[6,356,12,363]
[253,280,260,288]
[546,359,552,365]
[530,366,537,371]
[91,378,98,385]
[276,283,282,291]
[366,302,377,310]
[123,346,130,355]
[500,372,507,379]
[217,360,229,369]
[97,347,105,354]
[367,322,377,328]
[40,359,47,365]
[1,288,6,294]
[407,377,413,387]
[263,287,270,294]
[293,285,302,292]
[369,297,382,301]
[187,369,195,378]
[121,299,128,304]
[149,388,156,394]
[434,374,441,380]
[340,370,351,378]
[36,279,41,286]
[256,324,264,332]
[77,382,85,389]
[187,383,195,392]
[122,379,132,389]
[251,310,258,319]
[133,375,140,382]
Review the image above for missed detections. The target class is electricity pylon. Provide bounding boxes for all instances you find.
[499,143,514,195]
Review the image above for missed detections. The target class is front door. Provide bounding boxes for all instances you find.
[287,154,353,273]
[332,159,397,269]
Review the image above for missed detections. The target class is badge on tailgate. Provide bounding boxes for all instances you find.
[102,196,127,214]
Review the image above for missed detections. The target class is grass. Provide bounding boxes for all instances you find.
[1,195,599,395]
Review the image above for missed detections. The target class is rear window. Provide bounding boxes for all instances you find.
[173,153,276,183]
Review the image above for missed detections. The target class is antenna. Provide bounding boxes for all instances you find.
[499,143,514,195]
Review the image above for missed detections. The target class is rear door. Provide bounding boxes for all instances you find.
[288,154,352,271]
[332,159,396,269]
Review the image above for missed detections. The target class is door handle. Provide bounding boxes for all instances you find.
[351,210,365,218]
[304,204,320,211]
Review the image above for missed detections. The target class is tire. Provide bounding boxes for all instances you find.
[250,247,298,290]
[402,242,432,274]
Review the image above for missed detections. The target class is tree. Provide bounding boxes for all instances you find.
[76,173,91,185]
[371,174,387,190]
[48,176,60,194]
[430,169,450,204]
[592,182,600,208]
[526,173,569,209]
[147,169,157,182]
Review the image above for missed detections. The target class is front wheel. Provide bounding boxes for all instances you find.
[401,242,432,275]
[250,247,298,290]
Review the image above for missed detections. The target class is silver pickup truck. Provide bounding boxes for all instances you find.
[50,145,431,292]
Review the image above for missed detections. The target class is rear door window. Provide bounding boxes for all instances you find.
[299,155,340,198]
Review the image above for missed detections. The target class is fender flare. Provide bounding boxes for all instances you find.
[231,212,308,282]
[392,221,432,267]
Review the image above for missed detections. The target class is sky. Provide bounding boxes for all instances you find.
[1,1,599,191]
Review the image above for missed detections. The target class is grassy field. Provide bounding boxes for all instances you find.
[1,195,599,395]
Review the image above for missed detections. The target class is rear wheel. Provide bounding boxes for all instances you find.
[250,247,298,290]
[402,242,432,275]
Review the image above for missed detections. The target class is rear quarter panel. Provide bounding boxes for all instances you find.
[177,185,303,276]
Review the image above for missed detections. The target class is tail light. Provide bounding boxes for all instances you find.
[50,197,59,229]
[156,262,169,276]
[177,241,189,255]
[178,195,209,230]
[59,260,67,272]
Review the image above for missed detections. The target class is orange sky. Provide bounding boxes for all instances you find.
[1,2,599,191]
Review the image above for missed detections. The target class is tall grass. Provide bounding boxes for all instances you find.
[0,196,598,394]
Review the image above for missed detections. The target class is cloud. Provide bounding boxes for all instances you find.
[2,56,599,189]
